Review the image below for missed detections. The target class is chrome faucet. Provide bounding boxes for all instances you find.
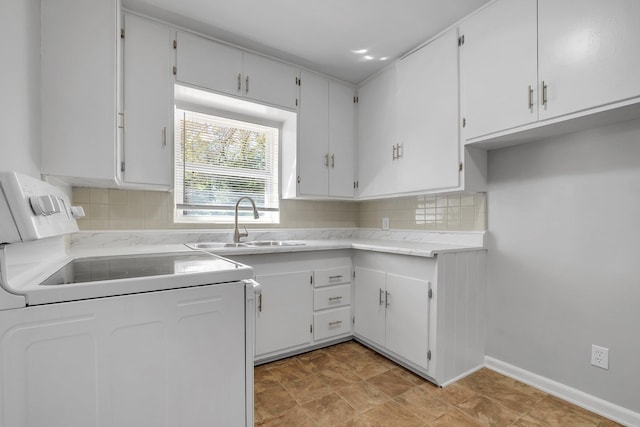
[233,196,260,243]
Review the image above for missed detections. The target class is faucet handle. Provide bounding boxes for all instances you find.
[240,225,249,239]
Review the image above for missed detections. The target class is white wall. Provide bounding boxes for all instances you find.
[487,118,640,412]
[0,0,41,177]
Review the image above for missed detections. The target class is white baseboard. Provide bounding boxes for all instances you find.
[484,356,640,427]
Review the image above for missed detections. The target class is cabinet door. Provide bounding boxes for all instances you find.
[175,32,243,96]
[329,81,356,198]
[459,0,538,139]
[123,15,174,187]
[385,273,431,369]
[255,271,312,356]
[353,266,386,347]
[538,0,640,120]
[298,71,329,196]
[41,0,119,182]
[396,29,460,193]
[243,52,299,110]
[357,67,398,198]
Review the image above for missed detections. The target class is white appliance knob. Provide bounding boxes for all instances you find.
[50,196,62,214]
[29,195,55,216]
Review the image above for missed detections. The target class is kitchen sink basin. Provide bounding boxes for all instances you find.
[186,241,305,250]
[245,240,305,247]
[187,242,249,249]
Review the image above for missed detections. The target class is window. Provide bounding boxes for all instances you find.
[174,107,280,223]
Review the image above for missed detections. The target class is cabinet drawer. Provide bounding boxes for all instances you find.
[313,307,351,341]
[314,266,351,287]
[314,284,351,311]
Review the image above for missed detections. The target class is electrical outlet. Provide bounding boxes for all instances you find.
[591,345,609,370]
[382,217,390,230]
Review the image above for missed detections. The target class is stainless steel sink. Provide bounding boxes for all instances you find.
[245,240,305,247]
[186,242,249,249]
[186,241,304,250]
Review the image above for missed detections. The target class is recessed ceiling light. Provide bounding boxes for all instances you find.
[379,57,389,61]
[363,55,374,61]
[353,49,368,54]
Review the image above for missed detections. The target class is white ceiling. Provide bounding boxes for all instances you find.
[123,0,490,85]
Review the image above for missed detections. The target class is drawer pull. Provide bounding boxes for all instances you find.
[328,320,343,327]
[385,291,391,308]
[379,288,384,305]
[258,294,262,312]
[328,296,342,301]
[329,275,343,280]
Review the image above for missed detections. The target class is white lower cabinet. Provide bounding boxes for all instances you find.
[233,249,484,385]
[353,265,431,370]
[312,266,352,342]
[229,251,352,362]
[254,270,313,357]
[353,250,486,386]
[313,307,351,342]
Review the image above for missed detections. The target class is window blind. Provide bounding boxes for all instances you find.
[174,108,279,222]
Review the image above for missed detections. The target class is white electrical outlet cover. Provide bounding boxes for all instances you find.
[591,344,609,370]
[382,217,390,230]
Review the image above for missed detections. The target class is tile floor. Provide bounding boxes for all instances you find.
[254,340,623,427]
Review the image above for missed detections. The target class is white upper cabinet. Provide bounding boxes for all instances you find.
[176,32,299,110]
[396,28,461,193]
[462,0,640,146]
[538,0,640,120]
[243,52,299,110]
[122,14,174,188]
[357,28,485,199]
[297,71,330,197]
[357,66,398,198]
[459,0,538,140]
[290,71,355,199]
[328,80,356,198]
[41,0,121,185]
[175,31,243,98]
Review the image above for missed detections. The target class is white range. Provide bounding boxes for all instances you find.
[0,171,258,427]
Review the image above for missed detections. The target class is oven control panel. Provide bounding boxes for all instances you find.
[0,172,80,243]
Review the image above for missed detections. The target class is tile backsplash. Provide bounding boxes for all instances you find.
[72,188,486,232]
[359,193,486,231]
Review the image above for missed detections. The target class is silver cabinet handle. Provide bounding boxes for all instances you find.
[324,153,329,167]
[392,144,397,160]
[328,320,342,327]
[329,275,343,280]
[237,73,242,92]
[528,85,533,109]
[541,80,548,106]
[396,144,403,159]
[328,296,342,301]
[331,154,335,168]
[379,288,384,305]
[245,75,249,94]
[118,112,125,129]
[385,291,390,308]
[258,294,262,312]
[162,126,167,147]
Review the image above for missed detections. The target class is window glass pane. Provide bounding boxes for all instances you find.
[174,107,280,223]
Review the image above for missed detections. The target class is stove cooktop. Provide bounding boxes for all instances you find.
[40,252,242,286]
